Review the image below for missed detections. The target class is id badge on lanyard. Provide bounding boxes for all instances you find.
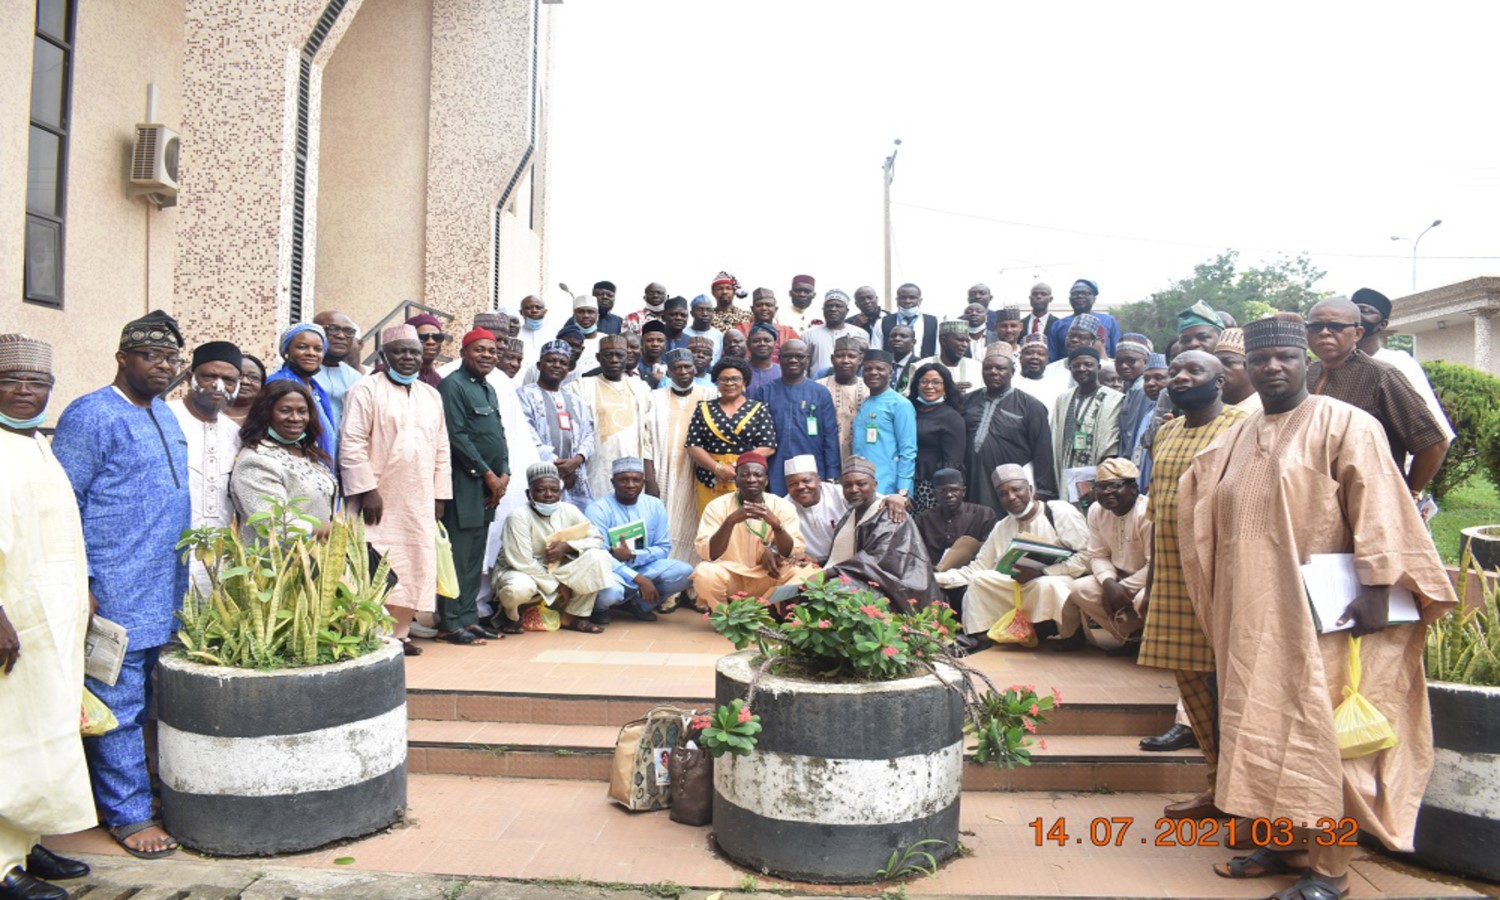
[558,409,573,431]
[1073,427,1090,451]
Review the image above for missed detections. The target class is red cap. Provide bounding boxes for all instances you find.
[736,451,769,470]
[462,327,497,348]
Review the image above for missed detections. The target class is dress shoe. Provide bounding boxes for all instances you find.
[1,867,68,900]
[1140,723,1199,752]
[1047,629,1088,652]
[591,608,613,626]
[408,621,438,639]
[467,623,500,640]
[1163,789,1227,820]
[955,634,993,655]
[25,846,88,880]
[626,602,658,622]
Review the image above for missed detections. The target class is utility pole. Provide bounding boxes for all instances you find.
[882,139,900,312]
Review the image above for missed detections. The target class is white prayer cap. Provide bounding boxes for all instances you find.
[991,463,1029,486]
[784,454,819,477]
[572,293,599,311]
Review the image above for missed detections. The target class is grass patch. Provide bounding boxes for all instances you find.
[1432,475,1499,565]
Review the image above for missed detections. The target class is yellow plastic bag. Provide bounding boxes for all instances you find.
[1334,634,1398,759]
[81,688,119,737]
[987,582,1038,647]
[435,521,460,599]
[520,603,561,632]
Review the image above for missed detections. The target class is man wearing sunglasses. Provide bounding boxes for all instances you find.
[405,313,450,388]
[1305,297,1449,495]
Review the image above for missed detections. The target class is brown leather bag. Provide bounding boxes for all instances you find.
[668,746,713,825]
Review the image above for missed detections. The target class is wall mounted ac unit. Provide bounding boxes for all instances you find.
[130,123,179,207]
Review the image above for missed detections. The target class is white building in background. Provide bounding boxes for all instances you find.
[4,0,557,408]
[1389,277,1500,376]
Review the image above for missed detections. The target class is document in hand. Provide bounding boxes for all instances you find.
[607,519,647,551]
[1301,553,1420,634]
[84,615,129,686]
[546,521,595,572]
[996,535,1073,577]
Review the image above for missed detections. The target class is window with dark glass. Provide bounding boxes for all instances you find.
[24,0,73,307]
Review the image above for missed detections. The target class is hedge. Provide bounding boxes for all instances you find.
[1421,360,1500,500]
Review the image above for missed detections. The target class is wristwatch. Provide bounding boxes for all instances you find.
[896,488,910,500]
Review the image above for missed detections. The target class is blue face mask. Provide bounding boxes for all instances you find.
[524,317,545,331]
[914,394,942,406]
[579,323,598,336]
[386,367,419,386]
[0,407,48,430]
[269,427,306,445]
[532,501,561,516]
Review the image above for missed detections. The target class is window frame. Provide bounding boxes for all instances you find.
[24,0,76,309]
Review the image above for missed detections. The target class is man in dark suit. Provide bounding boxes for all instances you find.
[880,283,938,359]
[1048,279,1121,361]
[1019,282,1063,355]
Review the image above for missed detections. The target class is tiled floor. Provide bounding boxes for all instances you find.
[49,774,1489,898]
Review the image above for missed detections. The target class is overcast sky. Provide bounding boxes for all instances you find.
[543,1,1499,323]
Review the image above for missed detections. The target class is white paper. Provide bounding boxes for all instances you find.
[84,615,129,686]
[1301,553,1420,634]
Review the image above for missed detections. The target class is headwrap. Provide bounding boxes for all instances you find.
[736,451,769,470]
[462,327,497,349]
[279,322,326,354]
[598,334,629,349]
[711,271,748,299]
[539,339,572,359]
[1176,300,1224,333]
[1020,332,1048,348]
[1352,287,1393,319]
[938,319,969,336]
[1115,340,1152,360]
[1215,327,1246,357]
[783,454,819,477]
[572,293,598,311]
[556,321,585,341]
[592,281,616,293]
[527,462,560,484]
[0,334,52,374]
[824,289,851,304]
[792,275,815,288]
[406,313,443,331]
[380,324,419,345]
[1121,332,1154,350]
[1146,353,1168,370]
[863,349,895,365]
[663,296,689,310]
[749,322,779,341]
[1243,313,1308,351]
[664,348,694,366]
[1069,313,1103,336]
[691,295,713,309]
[1095,457,1140,482]
[932,468,965,487]
[642,320,668,335]
[120,310,185,351]
[1072,279,1099,295]
[844,456,878,478]
[473,312,508,332]
[1068,345,1102,362]
[611,456,645,475]
[834,334,868,351]
[752,287,775,301]
[994,307,1022,322]
[992,463,1029,486]
[984,341,1018,359]
[191,341,243,370]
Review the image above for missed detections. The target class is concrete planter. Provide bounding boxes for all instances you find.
[157,639,408,856]
[711,651,963,883]
[1413,681,1500,882]
[1460,525,1500,573]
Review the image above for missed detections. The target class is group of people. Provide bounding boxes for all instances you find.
[0,268,1462,899]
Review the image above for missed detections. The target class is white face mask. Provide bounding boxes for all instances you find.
[191,377,238,406]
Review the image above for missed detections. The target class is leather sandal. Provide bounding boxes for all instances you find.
[109,820,178,860]
[1213,847,1296,879]
[1268,873,1349,900]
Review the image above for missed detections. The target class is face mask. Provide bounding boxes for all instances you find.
[644,300,665,312]
[269,427,305,445]
[1168,380,1220,411]
[524,317,545,331]
[386,367,419,386]
[0,407,48,430]
[532,500,561,516]
[192,377,237,405]
[579,323,598,336]
[914,394,942,406]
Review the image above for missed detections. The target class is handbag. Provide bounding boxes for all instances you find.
[668,745,714,825]
[435,522,460,599]
[607,705,688,811]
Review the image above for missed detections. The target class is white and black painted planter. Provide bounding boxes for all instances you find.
[712,651,964,883]
[1413,681,1500,882]
[156,639,408,856]
[1460,525,1500,573]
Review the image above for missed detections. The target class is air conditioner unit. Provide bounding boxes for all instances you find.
[130,123,179,206]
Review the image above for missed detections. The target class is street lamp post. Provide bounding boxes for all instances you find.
[1389,219,1442,292]
[882,139,900,312]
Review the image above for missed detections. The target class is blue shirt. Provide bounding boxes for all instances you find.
[52,387,191,649]
[1047,312,1122,361]
[266,366,340,462]
[584,493,672,582]
[849,388,918,494]
[750,377,841,495]
[314,361,363,433]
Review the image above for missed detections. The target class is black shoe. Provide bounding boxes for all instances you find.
[1,867,69,900]
[591,609,613,626]
[467,623,500,640]
[1140,723,1199,752]
[25,846,88,881]
[1047,629,1088,652]
[626,603,658,622]
[955,634,993,655]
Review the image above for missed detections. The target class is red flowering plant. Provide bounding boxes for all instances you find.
[705,572,1053,768]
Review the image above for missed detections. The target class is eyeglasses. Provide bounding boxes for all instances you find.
[1305,322,1357,334]
[127,349,183,368]
[323,326,358,337]
[716,375,744,384]
[0,376,54,390]
[418,333,451,343]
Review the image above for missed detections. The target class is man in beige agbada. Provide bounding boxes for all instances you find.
[342,325,453,652]
[1177,314,1457,900]
[693,452,819,609]
[645,349,712,571]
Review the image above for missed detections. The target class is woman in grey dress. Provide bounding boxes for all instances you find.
[230,379,337,542]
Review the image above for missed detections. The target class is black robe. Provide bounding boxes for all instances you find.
[822,505,944,613]
[962,386,1057,510]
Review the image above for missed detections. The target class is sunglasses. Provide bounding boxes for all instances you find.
[418,333,451,343]
[1305,322,1358,334]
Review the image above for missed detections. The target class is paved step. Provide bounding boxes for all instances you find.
[406,720,1205,792]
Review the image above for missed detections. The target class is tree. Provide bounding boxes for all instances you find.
[1114,251,1328,351]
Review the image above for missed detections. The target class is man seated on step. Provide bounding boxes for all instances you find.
[1066,457,1151,652]
[820,457,942,613]
[692,452,820,610]
[936,464,1089,653]
[782,454,910,567]
[491,463,619,635]
[583,457,694,624]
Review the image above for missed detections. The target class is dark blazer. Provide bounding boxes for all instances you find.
[880,312,938,359]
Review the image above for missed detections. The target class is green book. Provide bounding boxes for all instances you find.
[607,519,647,548]
[996,537,1072,577]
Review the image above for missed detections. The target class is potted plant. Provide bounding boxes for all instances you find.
[702,575,1055,883]
[158,500,407,856]
[1416,549,1500,881]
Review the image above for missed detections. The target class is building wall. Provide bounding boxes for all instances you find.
[7,0,186,409]
[314,0,432,331]
[1411,325,1475,371]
